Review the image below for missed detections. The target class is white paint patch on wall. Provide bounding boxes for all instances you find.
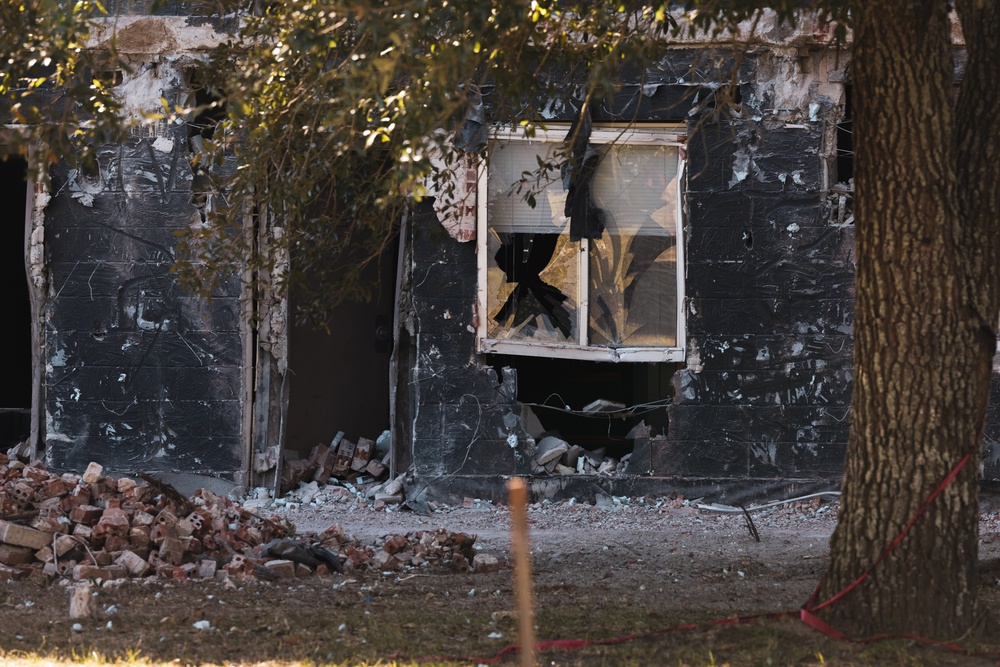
[152,136,174,153]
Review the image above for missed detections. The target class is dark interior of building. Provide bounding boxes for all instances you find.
[0,155,32,450]
[489,355,675,460]
[284,245,397,458]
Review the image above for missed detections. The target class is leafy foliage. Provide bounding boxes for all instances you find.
[0,1,123,168]
[174,0,703,326]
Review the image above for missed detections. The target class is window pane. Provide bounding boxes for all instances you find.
[485,229,579,343]
[589,235,676,347]
[591,143,679,236]
[486,141,567,234]
[588,144,679,347]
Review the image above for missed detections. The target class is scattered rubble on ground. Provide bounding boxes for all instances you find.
[0,453,493,584]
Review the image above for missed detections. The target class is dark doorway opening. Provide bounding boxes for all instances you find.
[284,242,398,458]
[0,155,32,451]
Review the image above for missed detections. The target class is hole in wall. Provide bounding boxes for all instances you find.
[0,155,32,451]
[490,355,676,472]
[185,69,227,223]
[186,72,226,142]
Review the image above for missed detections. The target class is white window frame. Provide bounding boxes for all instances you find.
[476,125,686,363]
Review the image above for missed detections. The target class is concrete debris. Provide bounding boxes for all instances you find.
[69,581,98,619]
[0,453,488,582]
[530,438,634,477]
[534,436,570,466]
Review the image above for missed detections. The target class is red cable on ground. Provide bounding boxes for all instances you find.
[394,451,995,665]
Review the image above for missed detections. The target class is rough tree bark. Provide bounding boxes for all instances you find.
[819,0,1000,637]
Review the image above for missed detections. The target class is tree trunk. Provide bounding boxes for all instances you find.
[818,0,988,637]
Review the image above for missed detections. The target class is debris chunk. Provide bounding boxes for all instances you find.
[0,520,52,550]
[69,582,98,619]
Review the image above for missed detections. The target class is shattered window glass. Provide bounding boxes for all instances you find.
[589,144,678,347]
[484,134,681,355]
[486,142,579,343]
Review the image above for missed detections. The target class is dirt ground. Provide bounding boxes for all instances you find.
[4,491,1000,665]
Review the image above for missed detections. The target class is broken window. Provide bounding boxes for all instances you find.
[477,128,686,362]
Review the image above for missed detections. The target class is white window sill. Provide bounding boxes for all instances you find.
[478,338,685,363]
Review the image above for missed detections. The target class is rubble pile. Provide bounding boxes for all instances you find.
[530,435,632,476]
[315,524,495,573]
[0,454,490,582]
[263,470,406,513]
[281,430,392,494]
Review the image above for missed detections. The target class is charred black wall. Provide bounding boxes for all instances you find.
[673,122,853,486]
[403,48,855,501]
[42,133,245,478]
[404,205,532,486]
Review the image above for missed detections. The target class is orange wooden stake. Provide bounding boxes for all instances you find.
[508,477,537,667]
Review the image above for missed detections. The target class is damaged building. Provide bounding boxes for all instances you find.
[398,38,856,503]
[8,7,980,503]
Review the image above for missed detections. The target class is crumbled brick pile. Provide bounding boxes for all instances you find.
[281,433,391,494]
[317,524,497,574]
[0,454,493,582]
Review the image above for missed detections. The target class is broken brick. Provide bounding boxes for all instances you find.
[350,437,374,472]
[373,550,400,571]
[38,478,73,500]
[473,553,503,573]
[104,535,130,552]
[69,505,103,526]
[81,462,103,485]
[129,526,151,549]
[308,444,335,484]
[263,559,296,578]
[0,544,35,565]
[197,559,217,579]
[54,534,77,557]
[0,520,53,550]
[158,537,185,566]
[364,458,387,478]
[115,550,150,577]
[332,439,356,477]
[30,516,66,534]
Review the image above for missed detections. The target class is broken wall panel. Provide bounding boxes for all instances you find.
[401,203,535,482]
